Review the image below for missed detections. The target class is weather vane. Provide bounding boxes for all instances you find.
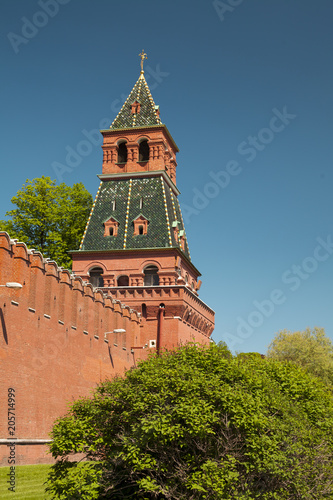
[139,50,147,73]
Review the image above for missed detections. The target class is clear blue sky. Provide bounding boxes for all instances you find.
[1,0,333,354]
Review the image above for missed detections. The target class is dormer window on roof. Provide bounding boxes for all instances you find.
[179,229,186,251]
[131,100,141,114]
[133,215,149,236]
[172,221,180,243]
[103,217,119,237]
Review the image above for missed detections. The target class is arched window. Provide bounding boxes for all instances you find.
[139,140,149,162]
[142,303,147,319]
[117,275,129,287]
[89,267,104,287]
[144,265,159,286]
[117,142,127,163]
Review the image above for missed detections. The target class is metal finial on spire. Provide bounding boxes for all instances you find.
[139,50,147,73]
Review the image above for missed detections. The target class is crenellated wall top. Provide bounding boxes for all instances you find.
[0,231,141,322]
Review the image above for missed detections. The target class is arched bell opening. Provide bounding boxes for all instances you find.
[138,139,149,162]
[117,141,128,163]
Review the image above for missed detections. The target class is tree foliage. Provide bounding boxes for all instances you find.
[0,177,92,269]
[267,327,333,386]
[47,344,333,499]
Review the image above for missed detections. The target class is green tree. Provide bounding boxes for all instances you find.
[267,327,333,386]
[47,344,333,499]
[0,177,92,269]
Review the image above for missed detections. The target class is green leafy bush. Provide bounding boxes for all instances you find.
[267,327,333,387]
[47,343,333,499]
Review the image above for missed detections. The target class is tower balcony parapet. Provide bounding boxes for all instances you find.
[100,284,215,337]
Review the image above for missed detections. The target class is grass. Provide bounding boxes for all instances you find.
[0,464,52,499]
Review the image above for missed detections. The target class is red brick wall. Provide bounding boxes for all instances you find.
[0,232,143,466]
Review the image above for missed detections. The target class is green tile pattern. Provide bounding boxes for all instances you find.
[81,180,130,251]
[80,176,190,259]
[172,190,191,257]
[110,74,162,130]
[79,181,102,250]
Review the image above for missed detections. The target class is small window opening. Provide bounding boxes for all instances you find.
[109,227,114,236]
[89,267,104,288]
[138,225,144,235]
[139,140,149,162]
[118,142,127,163]
[117,275,129,287]
[112,200,116,211]
[142,303,147,319]
[144,266,159,286]
[139,197,143,210]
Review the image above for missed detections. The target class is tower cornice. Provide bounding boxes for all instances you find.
[101,124,179,153]
[97,170,180,196]
[71,246,201,277]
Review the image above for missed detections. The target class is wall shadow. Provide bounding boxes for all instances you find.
[0,307,8,344]
[108,346,114,368]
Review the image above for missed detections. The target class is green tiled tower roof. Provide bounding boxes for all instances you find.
[80,177,191,259]
[110,73,162,129]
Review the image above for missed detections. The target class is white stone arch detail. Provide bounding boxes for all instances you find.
[84,261,107,275]
[137,135,149,144]
[116,137,129,145]
[141,259,161,273]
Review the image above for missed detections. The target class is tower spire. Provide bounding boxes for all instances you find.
[139,49,147,74]
[109,64,162,130]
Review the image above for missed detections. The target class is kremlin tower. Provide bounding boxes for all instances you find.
[72,52,214,350]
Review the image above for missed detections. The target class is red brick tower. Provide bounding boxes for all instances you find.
[72,53,214,350]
